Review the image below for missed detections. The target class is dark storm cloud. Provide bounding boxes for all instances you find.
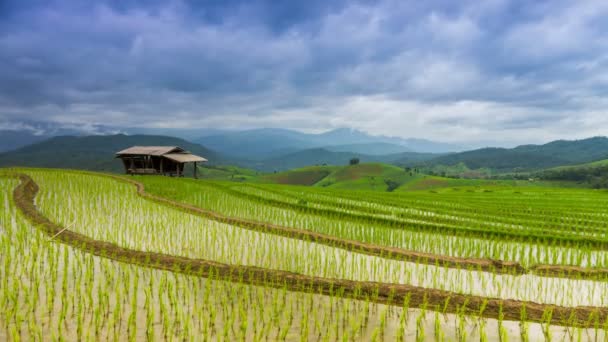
[1,0,608,143]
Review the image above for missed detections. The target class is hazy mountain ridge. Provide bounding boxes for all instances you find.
[251,148,436,172]
[195,127,464,160]
[0,132,436,173]
[2,129,608,175]
[0,121,122,153]
[413,136,608,172]
[323,142,412,155]
[0,130,50,153]
[1,122,468,156]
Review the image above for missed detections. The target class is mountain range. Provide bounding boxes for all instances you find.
[0,133,436,172]
[1,124,466,156]
[411,137,608,172]
[0,121,122,153]
[193,128,467,159]
[2,122,608,175]
[249,148,436,172]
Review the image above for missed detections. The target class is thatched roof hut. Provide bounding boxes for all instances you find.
[116,146,207,177]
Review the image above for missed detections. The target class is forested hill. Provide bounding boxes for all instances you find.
[413,137,608,172]
[0,134,225,172]
[253,148,436,172]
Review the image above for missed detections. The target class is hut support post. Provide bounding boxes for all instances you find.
[194,162,197,179]
[160,158,164,175]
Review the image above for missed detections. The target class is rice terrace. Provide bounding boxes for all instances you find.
[1,158,608,340]
[3,0,608,341]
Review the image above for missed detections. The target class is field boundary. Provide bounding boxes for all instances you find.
[9,173,608,328]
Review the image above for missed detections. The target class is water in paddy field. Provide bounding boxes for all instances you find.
[3,173,608,341]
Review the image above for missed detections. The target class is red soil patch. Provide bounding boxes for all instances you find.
[408,178,449,190]
[270,170,330,186]
[334,164,384,181]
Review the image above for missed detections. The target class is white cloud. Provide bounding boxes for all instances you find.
[503,1,608,59]
[1,0,608,144]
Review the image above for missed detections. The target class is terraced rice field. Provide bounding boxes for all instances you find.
[1,168,608,341]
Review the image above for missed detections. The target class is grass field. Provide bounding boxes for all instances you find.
[196,164,261,181]
[258,163,427,191]
[315,163,424,191]
[547,158,608,171]
[199,162,584,193]
[1,168,607,340]
[260,165,339,186]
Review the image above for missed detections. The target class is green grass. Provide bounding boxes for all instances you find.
[421,162,494,178]
[245,162,425,191]
[259,165,339,185]
[314,163,423,191]
[196,164,260,181]
[396,175,582,191]
[196,162,589,192]
[547,158,608,171]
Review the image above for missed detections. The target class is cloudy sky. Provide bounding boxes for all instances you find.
[1,0,608,144]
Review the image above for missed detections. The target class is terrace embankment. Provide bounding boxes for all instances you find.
[102,172,608,281]
[530,264,608,279]
[11,173,608,328]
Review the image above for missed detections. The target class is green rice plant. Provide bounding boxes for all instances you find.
[2,170,608,341]
[138,173,608,268]
[23,170,608,309]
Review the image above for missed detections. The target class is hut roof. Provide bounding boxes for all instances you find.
[115,146,207,163]
[164,153,207,163]
[116,146,183,156]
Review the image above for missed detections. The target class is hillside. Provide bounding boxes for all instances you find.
[315,163,424,191]
[410,137,608,173]
[196,165,261,181]
[260,165,340,186]
[534,158,608,188]
[546,158,608,171]
[0,122,121,153]
[254,162,561,192]
[0,130,49,153]
[0,134,225,172]
[255,148,436,172]
[256,163,425,191]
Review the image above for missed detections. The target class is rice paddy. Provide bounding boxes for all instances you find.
[1,168,607,341]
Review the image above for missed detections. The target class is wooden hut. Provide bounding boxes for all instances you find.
[115,146,207,178]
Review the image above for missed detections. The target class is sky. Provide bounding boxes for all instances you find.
[1,0,608,145]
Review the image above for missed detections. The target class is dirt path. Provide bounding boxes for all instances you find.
[10,173,608,328]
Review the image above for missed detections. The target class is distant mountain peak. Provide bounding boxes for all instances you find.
[321,127,367,136]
